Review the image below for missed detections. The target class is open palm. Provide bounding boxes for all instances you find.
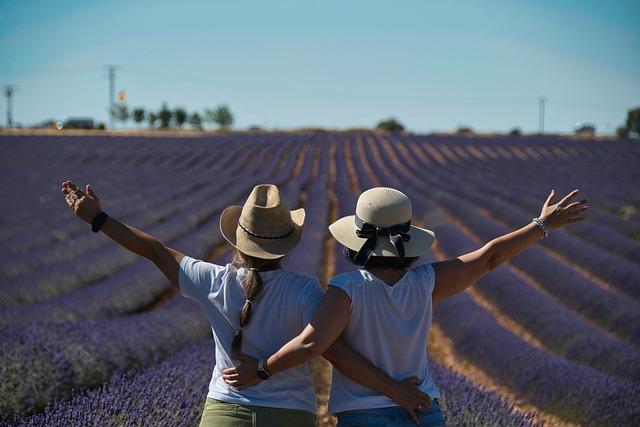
[61,180,102,224]
[539,189,589,229]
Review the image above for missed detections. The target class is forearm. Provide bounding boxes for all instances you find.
[323,339,397,399]
[100,216,161,262]
[265,332,320,376]
[486,220,544,270]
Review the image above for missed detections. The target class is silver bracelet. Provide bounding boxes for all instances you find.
[532,217,548,239]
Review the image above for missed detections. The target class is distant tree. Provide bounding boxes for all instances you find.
[158,103,172,129]
[625,107,640,138]
[206,105,234,129]
[174,107,187,128]
[376,118,405,133]
[248,125,264,132]
[614,107,640,139]
[133,107,145,128]
[616,125,629,139]
[97,122,106,130]
[114,104,129,127]
[148,112,158,129]
[456,126,474,135]
[508,127,522,136]
[188,112,203,130]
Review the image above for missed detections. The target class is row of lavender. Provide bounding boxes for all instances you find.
[0,134,311,419]
[2,133,638,426]
[6,134,537,427]
[4,342,535,427]
[0,140,302,317]
[348,134,640,424]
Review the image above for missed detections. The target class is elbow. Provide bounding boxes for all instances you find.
[321,343,342,364]
[300,338,326,359]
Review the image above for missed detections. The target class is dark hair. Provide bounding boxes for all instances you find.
[230,249,283,356]
[343,247,418,269]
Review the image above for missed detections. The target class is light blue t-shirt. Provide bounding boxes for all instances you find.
[179,256,324,413]
[328,263,440,414]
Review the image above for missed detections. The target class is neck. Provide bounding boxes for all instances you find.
[365,267,407,286]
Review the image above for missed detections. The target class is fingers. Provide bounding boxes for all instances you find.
[222,372,239,382]
[223,378,243,391]
[419,396,432,409]
[222,367,238,375]
[224,379,243,389]
[559,189,580,207]
[565,199,589,210]
[86,184,98,199]
[407,409,419,425]
[402,377,421,385]
[544,189,556,207]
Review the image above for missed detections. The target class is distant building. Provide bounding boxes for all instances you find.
[34,119,58,129]
[575,123,596,137]
[63,117,95,129]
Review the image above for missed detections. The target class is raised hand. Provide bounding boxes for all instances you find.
[388,377,432,425]
[61,180,102,224]
[222,354,261,389]
[539,189,589,229]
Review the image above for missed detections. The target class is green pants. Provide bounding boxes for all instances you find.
[199,397,316,427]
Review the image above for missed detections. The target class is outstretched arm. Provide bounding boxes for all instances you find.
[432,188,589,305]
[61,180,184,288]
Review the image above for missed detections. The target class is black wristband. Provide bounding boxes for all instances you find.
[91,212,109,233]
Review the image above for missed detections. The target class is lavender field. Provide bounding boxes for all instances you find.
[1,132,639,427]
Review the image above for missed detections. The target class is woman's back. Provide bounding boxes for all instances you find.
[328,262,440,413]
[179,256,324,412]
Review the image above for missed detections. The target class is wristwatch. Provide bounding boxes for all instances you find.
[257,359,271,381]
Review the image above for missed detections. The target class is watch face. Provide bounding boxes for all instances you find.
[257,370,269,380]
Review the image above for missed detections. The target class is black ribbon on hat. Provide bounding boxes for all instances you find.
[353,215,412,265]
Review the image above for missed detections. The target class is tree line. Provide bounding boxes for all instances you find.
[111,103,234,130]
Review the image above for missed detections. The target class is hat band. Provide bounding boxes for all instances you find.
[353,215,411,265]
[238,221,294,240]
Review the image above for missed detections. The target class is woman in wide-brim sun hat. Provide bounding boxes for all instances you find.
[223,186,588,426]
[61,181,427,427]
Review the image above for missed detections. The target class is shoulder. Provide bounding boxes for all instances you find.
[183,256,233,273]
[328,270,365,299]
[278,269,317,285]
[409,262,436,290]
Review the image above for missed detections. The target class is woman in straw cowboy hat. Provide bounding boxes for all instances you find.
[61,181,431,426]
[224,186,588,426]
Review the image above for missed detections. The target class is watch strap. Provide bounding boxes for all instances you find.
[91,212,109,233]
[257,358,271,380]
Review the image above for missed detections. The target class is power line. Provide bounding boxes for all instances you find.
[0,65,104,79]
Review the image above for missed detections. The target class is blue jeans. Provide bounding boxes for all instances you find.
[336,398,445,427]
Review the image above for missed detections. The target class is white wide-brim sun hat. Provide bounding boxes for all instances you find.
[329,187,435,258]
[220,184,305,259]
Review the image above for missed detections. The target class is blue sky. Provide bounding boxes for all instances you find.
[1,0,638,133]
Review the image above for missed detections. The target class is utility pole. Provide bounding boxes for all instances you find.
[105,65,119,128]
[3,85,15,128]
[538,96,548,134]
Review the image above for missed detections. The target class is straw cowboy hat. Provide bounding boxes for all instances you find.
[220,184,305,259]
[329,187,435,264]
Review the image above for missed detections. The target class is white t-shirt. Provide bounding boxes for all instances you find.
[328,263,440,414]
[179,256,325,413]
